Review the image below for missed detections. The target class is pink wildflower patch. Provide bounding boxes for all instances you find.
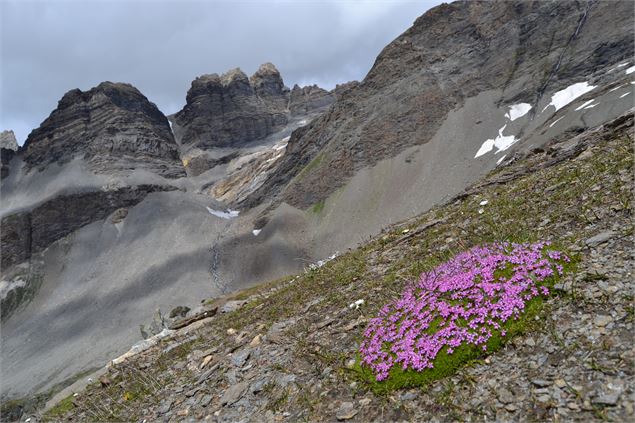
[359,241,569,381]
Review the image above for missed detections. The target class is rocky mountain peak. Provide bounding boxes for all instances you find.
[0,130,18,151]
[174,63,334,149]
[250,62,287,98]
[1,130,19,179]
[288,84,335,116]
[220,68,250,87]
[20,81,184,177]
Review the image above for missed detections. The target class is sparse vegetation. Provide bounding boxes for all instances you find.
[41,123,633,422]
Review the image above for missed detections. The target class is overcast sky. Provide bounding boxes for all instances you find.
[1,0,441,144]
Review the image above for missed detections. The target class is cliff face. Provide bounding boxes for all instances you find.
[20,82,184,178]
[1,130,19,179]
[239,0,634,210]
[173,63,335,149]
[0,130,18,151]
[289,84,335,116]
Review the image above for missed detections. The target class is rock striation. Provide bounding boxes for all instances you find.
[239,0,635,210]
[174,63,334,149]
[20,82,184,178]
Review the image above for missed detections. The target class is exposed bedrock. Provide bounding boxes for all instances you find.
[19,82,184,178]
[0,184,176,271]
[174,63,335,150]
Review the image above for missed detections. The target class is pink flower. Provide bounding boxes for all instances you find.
[359,242,569,380]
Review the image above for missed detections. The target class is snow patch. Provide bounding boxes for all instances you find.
[474,139,495,158]
[479,200,489,206]
[505,103,532,121]
[609,85,624,92]
[549,117,564,128]
[0,277,27,301]
[307,253,338,271]
[575,99,595,111]
[626,66,635,75]
[496,154,507,165]
[584,103,599,109]
[541,81,596,112]
[474,125,518,158]
[620,92,631,98]
[252,229,261,236]
[206,207,240,219]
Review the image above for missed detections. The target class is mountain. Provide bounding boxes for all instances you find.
[172,63,334,151]
[239,0,634,214]
[20,82,184,178]
[1,0,633,419]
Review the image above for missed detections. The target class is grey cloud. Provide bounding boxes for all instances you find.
[1,0,440,144]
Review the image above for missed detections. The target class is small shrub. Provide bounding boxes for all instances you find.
[359,241,571,383]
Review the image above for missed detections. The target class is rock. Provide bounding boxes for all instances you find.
[537,395,551,403]
[199,394,213,407]
[230,349,251,367]
[174,62,335,151]
[289,84,335,116]
[181,150,239,177]
[250,379,268,394]
[249,335,262,347]
[593,315,613,327]
[196,363,220,384]
[227,328,237,336]
[148,308,166,335]
[200,355,214,369]
[0,130,18,150]
[593,391,620,406]
[1,146,16,179]
[158,399,173,415]
[110,208,128,224]
[400,391,418,401]
[335,402,358,420]
[359,398,372,407]
[220,382,248,406]
[585,231,617,247]
[0,131,18,179]
[21,82,184,178]
[169,306,191,319]
[174,65,287,149]
[497,387,515,404]
[221,300,249,314]
[531,379,552,388]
